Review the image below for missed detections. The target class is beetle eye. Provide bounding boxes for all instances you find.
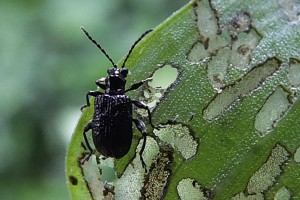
[121,68,128,77]
[107,68,114,74]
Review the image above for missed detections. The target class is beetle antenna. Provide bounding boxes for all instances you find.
[81,27,117,68]
[121,29,153,68]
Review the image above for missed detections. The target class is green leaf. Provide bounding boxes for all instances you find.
[66,0,300,199]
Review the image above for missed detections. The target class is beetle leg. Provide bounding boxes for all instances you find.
[81,120,93,164]
[83,120,93,151]
[133,118,147,172]
[95,79,106,90]
[125,78,152,93]
[81,91,103,111]
[132,100,160,130]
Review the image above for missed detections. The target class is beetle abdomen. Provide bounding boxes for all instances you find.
[92,94,133,158]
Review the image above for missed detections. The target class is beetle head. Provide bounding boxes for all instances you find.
[81,27,152,94]
[106,68,128,94]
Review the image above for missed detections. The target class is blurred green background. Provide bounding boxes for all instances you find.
[0,1,187,199]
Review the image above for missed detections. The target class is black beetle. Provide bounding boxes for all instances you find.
[80,27,157,170]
